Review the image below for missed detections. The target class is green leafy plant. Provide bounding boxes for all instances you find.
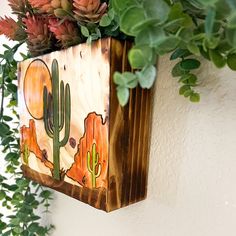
[0,44,54,235]
[111,0,236,104]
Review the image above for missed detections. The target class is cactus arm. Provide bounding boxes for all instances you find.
[60,83,71,147]
[59,80,64,131]
[95,163,101,178]
[87,151,92,172]
[43,86,53,138]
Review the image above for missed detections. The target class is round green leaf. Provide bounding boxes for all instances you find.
[227,53,236,70]
[190,93,200,102]
[114,72,125,86]
[128,46,153,69]
[172,62,189,77]
[117,86,129,106]
[0,190,6,200]
[99,14,112,27]
[143,0,170,23]
[13,226,23,234]
[80,26,89,37]
[0,123,10,137]
[209,49,226,68]
[187,43,200,56]
[155,36,181,54]
[122,72,138,89]
[137,65,157,89]
[120,6,146,36]
[180,59,201,70]
[179,85,191,95]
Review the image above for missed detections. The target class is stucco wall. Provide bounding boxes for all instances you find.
[1,2,236,236]
[48,56,236,236]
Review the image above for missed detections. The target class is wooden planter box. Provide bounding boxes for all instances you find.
[18,37,153,212]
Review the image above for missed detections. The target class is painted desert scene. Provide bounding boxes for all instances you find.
[18,39,110,209]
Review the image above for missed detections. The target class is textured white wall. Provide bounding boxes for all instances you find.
[1,1,236,236]
[48,56,236,236]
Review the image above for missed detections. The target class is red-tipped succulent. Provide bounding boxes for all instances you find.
[49,18,82,47]
[23,14,52,56]
[0,16,26,41]
[8,0,29,14]
[73,0,107,23]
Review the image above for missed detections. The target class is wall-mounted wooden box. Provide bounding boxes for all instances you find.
[19,38,153,212]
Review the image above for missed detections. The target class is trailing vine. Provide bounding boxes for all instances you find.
[0,43,54,236]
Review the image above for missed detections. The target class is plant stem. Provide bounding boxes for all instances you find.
[0,66,5,121]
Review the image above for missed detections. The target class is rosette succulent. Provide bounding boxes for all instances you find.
[49,19,82,47]
[29,0,73,16]
[0,16,26,41]
[23,14,53,56]
[73,0,108,23]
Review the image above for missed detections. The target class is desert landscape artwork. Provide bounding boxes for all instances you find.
[19,38,152,212]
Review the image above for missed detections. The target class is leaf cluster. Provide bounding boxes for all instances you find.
[111,0,236,105]
[0,44,54,236]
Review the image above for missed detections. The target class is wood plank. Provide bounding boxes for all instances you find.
[107,38,153,211]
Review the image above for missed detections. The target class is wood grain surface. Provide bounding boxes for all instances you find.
[19,38,153,212]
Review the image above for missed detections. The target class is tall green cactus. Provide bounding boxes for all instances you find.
[87,143,101,188]
[43,59,71,180]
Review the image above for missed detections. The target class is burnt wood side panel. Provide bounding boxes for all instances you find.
[108,39,153,212]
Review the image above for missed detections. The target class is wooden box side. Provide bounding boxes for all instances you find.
[107,38,153,212]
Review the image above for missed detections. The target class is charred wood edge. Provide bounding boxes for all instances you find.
[107,38,153,211]
[21,164,107,212]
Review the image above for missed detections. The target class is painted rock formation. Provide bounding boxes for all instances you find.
[67,112,108,189]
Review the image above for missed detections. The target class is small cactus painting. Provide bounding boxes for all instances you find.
[87,143,101,188]
[19,38,152,211]
[22,144,30,165]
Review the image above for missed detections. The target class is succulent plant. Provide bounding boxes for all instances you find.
[28,0,55,14]
[23,14,53,56]
[8,0,30,15]
[29,0,73,15]
[0,16,26,41]
[73,0,107,23]
[49,18,82,47]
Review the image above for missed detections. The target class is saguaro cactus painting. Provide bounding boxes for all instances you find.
[87,143,101,188]
[43,59,71,180]
[19,38,153,212]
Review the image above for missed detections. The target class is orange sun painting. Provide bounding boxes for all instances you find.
[24,59,52,120]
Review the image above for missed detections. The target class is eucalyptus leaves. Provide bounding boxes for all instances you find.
[0,44,54,236]
[111,0,236,105]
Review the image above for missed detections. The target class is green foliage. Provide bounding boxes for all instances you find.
[43,59,71,181]
[87,143,101,188]
[112,0,236,105]
[0,44,54,235]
